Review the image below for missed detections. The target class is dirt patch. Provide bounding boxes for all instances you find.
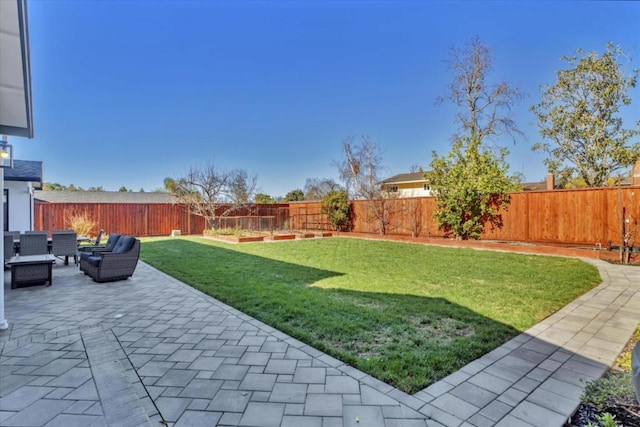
[326,317,475,360]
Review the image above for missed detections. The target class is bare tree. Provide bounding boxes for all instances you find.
[336,135,392,234]
[303,178,342,200]
[406,198,423,238]
[438,36,524,146]
[172,161,258,230]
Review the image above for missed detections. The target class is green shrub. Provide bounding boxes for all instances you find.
[582,371,635,412]
[587,412,619,427]
[321,190,350,231]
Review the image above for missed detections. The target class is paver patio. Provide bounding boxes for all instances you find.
[1,255,638,426]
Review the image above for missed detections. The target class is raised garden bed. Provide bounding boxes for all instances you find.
[202,234,265,243]
[271,234,296,241]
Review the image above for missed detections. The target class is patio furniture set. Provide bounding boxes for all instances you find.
[3,230,140,288]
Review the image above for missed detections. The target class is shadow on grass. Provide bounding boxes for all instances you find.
[141,238,519,394]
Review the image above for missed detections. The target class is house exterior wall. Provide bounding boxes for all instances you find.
[5,181,33,232]
[383,182,432,197]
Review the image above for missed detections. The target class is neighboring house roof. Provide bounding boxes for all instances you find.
[4,159,43,189]
[34,190,176,204]
[520,181,547,191]
[380,172,428,185]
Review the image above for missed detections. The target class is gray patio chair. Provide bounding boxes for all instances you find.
[88,229,104,246]
[51,231,79,265]
[19,232,48,256]
[77,229,103,256]
[81,236,140,283]
[79,233,122,270]
[79,232,118,254]
[4,234,15,262]
[5,231,20,239]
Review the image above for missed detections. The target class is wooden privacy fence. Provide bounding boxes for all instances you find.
[34,203,206,237]
[35,188,639,245]
[289,186,640,246]
[34,203,291,237]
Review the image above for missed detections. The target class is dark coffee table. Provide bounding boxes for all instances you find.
[6,254,56,289]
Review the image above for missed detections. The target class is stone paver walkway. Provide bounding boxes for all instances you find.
[1,256,638,426]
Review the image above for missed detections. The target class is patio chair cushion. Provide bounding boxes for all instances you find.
[111,236,135,254]
[104,233,122,251]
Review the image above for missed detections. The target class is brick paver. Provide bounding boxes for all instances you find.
[1,255,638,426]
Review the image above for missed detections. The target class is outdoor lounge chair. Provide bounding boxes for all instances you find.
[80,236,140,283]
[51,230,79,265]
[79,232,119,255]
[82,229,103,247]
[19,232,48,256]
[79,233,121,271]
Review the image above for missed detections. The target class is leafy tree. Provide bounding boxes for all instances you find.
[118,186,128,192]
[139,188,145,192]
[86,186,104,192]
[283,189,304,202]
[171,161,259,230]
[336,135,392,234]
[164,177,178,192]
[255,193,275,204]
[428,139,516,239]
[531,43,640,187]
[43,182,65,191]
[321,190,351,231]
[303,178,342,200]
[429,36,522,240]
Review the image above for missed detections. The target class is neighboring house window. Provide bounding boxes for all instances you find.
[387,185,398,193]
[423,184,430,191]
[3,189,7,232]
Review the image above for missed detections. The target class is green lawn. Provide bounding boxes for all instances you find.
[140,236,601,393]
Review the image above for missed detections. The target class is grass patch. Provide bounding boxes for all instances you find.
[141,236,601,393]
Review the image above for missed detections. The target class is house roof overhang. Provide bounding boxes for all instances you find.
[4,159,42,189]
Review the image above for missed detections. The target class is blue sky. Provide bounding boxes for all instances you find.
[11,0,640,197]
